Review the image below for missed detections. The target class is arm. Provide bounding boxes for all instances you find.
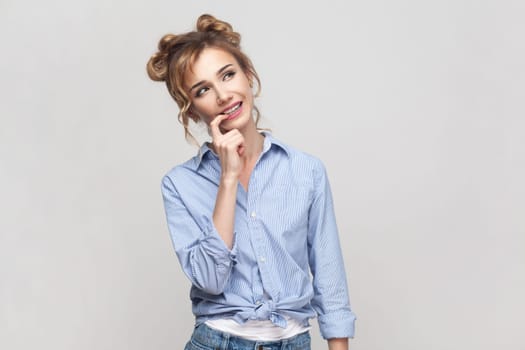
[161,115,244,295]
[209,115,245,250]
[161,175,237,295]
[328,338,348,350]
[211,174,238,249]
[308,160,356,340]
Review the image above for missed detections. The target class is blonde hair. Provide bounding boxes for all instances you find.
[146,14,261,143]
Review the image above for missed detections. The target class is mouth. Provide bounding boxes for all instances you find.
[219,102,243,120]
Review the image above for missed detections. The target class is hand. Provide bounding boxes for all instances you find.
[209,114,245,181]
[328,338,348,350]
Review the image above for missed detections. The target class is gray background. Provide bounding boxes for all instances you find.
[1,0,524,349]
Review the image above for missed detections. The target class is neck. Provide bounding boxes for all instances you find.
[239,124,264,160]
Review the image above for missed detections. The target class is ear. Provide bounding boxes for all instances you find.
[244,70,254,88]
[246,73,259,97]
[187,107,200,122]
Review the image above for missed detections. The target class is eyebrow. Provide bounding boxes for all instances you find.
[189,64,234,92]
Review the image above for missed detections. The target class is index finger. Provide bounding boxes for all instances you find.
[209,114,229,140]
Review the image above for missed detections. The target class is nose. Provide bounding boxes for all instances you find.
[215,87,232,105]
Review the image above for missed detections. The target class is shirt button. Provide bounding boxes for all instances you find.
[255,300,261,305]
[259,256,266,263]
[250,211,256,218]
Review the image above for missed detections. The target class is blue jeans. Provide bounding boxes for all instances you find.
[184,323,311,350]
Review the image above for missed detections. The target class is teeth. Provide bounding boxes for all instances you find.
[224,103,240,114]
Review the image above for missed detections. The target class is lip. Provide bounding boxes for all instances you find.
[220,101,241,114]
[219,101,243,120]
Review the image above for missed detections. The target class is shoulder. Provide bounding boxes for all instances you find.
[266,133,325,170]
[265,134,328,189]
[161,155,201,190]
[272,136,326,176]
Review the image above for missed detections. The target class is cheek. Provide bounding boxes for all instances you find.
[192,111,213,125]
[191,98,215,120]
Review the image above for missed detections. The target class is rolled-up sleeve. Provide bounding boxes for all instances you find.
[307,161,356,339]
[161,175,237,295]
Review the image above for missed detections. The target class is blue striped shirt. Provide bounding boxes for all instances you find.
[161,133,356,339]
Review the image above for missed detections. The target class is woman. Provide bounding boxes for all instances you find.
[147,14,356,350]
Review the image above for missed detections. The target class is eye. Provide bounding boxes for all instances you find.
[223,70,236,81]
[195,86,208,98]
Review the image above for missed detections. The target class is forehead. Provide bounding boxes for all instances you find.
[184,48,238,86]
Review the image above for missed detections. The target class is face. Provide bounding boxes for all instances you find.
[184,47,254,132]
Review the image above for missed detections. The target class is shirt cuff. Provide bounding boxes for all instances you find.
[318,309,357,339]
[200,216,238,267]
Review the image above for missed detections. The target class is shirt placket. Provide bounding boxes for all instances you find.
[246,165,278,312]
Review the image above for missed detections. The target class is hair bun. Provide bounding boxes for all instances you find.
[196,14,241,47]
[146,34,180,81]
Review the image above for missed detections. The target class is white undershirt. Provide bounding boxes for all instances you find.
[205,316,311,341]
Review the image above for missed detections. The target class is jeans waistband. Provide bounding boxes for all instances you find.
[189,323,311,349]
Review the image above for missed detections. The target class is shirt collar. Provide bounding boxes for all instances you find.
[193,131,290,170]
